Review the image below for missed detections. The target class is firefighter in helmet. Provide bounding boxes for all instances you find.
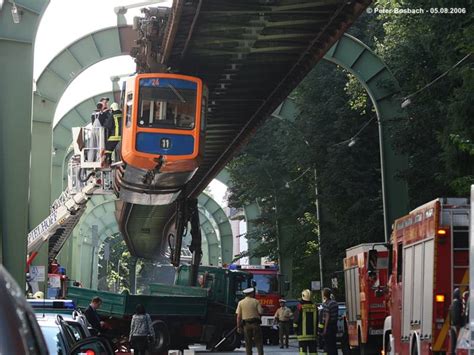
[293,289,318,355]
[104,102,122,164]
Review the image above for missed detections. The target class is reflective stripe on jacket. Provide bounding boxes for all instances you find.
[293,301,317,341]
[108,112,122,142]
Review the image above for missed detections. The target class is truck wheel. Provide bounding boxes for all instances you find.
[216,329,241,351]
[150,320,170,354]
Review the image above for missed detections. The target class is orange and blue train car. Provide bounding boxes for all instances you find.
[121,73,206,173]
[115,73,207,205]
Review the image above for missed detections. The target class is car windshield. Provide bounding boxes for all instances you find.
[40,325,65,355]
[253,274,278,294]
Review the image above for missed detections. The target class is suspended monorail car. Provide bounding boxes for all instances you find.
[115,73,207,205]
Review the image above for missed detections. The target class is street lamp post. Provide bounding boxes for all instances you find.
[313,168,324,296]
[262,167,283,272]
[277,117,325,297]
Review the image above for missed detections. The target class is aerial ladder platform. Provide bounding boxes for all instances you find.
[27,127,114,266]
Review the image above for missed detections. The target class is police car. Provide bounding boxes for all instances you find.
[36,314,113,354]
[29,299,114,354]
[0,264,114,355]
[28,299,90,337]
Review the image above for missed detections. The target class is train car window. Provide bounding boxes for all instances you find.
[126,93,133,128]
[138,78,197,130]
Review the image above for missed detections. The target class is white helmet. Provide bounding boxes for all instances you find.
[110,102,119,111]
[301,289,311,301]
[33,291,44,299]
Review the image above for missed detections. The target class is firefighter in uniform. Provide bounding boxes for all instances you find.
[104,102,122,164]
[236,287,264,355]
[293,289,318,355]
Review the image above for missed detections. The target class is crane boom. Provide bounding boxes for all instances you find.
[27,181,99,260]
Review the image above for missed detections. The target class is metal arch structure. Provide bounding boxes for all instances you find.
[322,33,409,240]
[0,0,49,285]
[196,208,221,266]
[197,193,232,264]
[214,169,262,265]
[59,195,226,287]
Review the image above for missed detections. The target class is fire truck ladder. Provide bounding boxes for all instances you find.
[27,181,100,262]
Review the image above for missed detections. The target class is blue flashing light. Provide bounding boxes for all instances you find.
[28,299,76,309]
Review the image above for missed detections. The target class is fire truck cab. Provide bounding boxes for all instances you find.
[383,198,470,355]
[344,243,389,353]
[230,264,283,344]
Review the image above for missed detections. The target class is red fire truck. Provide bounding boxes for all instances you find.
[381,198,470,355]
[230,264,282,343]
[344,243,389,353]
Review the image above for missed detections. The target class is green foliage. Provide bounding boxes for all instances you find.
[228,61,384,297]
[98,235,131,293]
[374,0,474,200]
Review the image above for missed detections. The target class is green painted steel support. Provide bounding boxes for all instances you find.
[29,120,53,287]
[198,193,233,264]
[0,0,49,286]
[323,33,409,241]
[60,196,224,287]
[215,169,262,265]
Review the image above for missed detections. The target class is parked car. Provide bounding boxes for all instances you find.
[0,264,111,355]
[36,314,114,355]
[28,299,91,338]
[0,265,49,355]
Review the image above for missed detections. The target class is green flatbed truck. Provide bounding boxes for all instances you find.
[66,265,251,352]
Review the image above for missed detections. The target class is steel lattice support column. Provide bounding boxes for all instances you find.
[0,0,49,285]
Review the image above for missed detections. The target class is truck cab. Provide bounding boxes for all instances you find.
[175,265,252,312]
[344,243,389,353]
[383,198,470,355]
